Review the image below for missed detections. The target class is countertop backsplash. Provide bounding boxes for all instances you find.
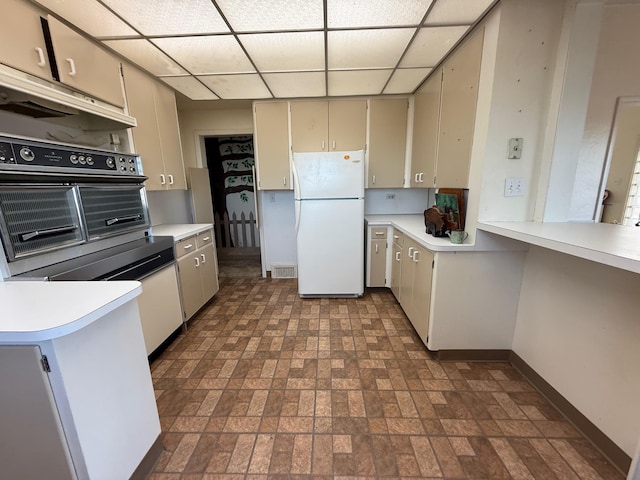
[364,188,433,215]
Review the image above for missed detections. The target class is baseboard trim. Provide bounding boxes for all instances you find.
[509,351,631,475]
[130,435,163,480]
[435,349,511,361]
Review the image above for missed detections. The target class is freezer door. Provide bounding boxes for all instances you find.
[296,198,364,296]
[292,151,364,200]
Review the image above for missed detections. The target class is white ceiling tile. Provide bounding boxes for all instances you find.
[263,72,326,98]
[239,32,324,72]
[152,36,255,75]
[400,26,468,67]
[104,39,187,75]
[327,0,434,28]
[216,0,324,32]
[328,70,392,96]
[34,0,138,37]
[384,68,432,94]
[425,0,495,25]
[197,74,272,99]
[328,29,414,70]
[159,76,219,100]
[100,0,229,35]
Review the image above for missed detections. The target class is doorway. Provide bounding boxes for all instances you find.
[203,135,261,278]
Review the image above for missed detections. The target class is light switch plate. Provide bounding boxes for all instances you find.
[504,177,524,197]
[508,138,523,159]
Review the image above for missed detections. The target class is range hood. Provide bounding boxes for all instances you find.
[0,63,136,130]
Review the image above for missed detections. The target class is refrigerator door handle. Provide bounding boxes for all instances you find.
[294,200,301,236]
[291,159,301,200]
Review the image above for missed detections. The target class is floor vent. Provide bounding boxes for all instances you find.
[271,264,297,279]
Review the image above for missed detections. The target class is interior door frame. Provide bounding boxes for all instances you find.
[193,129,266,277]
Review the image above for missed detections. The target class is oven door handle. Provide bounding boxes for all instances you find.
[105,214,143,226]
[102,254,163,281]
[19,224,78,242]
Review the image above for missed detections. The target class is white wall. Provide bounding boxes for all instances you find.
[146,190,192,226]
[570,4,640,221]
[364,188,430,215]
[512,246,640,456]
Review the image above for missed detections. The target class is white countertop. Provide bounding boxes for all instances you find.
[150,223,213,241]
[0,281,141,343]
[478,221,640,274]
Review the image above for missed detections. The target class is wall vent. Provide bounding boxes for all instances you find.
[271,264,297,279]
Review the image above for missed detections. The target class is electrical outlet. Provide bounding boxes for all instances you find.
[386,193,396,200]
[504,177,524,197]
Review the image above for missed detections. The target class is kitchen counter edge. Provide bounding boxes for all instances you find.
[150,223,214,241]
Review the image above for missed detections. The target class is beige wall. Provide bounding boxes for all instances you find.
[177,107,254,182]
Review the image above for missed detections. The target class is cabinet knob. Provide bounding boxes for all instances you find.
[202,236,210,242]
[375,244,379,254]
[195,257,200,267]
[66,58,77,76]
[332,140,336,150]
[283,176,286,186]
[372,175,376,185]
[407,247,414,257]
[35,47,46,67]
[168,174,174,185]
[413,251,420,262]
[201,253,206,263]
[395,252,401,261]
[160,174,166,185]
[184,244,193,250]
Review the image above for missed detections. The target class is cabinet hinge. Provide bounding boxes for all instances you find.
[432,260,435,269]
[41,355,51,373]
[119,64,124,77]
[433,176,437,185]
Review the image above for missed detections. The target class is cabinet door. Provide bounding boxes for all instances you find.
[368,98,407,188]
[291,101,329,152]
[254,102,291,190]
[199,243,220,301]
[437,30,483,188]
[122,64,164,190]
[0,0,53,81]
[368,238,387,287]
[0,346,76,480]
[411,69,441,188]
[154,82,186,190]
[410,246,434,344]
[47,16,125,107]
[328,100,367,151]
[391,242,402,301]
[178,251,204,320]
[399,237,416,314]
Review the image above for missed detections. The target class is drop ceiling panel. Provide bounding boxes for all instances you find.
[198,74,272,99]
[328,70,392,96]
[239,32,325,72]
[425,0,495,25]
[328,29,414,70]
[152,36,255,74]
[400,26,468,67]
[327,0,434,28]
[216,0,324,32]
[105,39,187,75]
[101,0,229,35]
[160,76,219,100]
[33,0,138,38]
[384,68,432,94]
[263,72,326,98]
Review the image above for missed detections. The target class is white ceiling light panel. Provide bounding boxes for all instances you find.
[160,76,219,100]
[198,74,272,99]
[104,39,187,75]
[100,0,229,35]
[33,0,138,37]
[328,29,414,70]
[424,0,495,25]
[384,68,432,94]
[400,26,468,67]
[239,32,324,72]
[327,0,434,28]
[263,72,326,98]
[152,36,255,75]
[216,0,324,32]
[328,70,392,96]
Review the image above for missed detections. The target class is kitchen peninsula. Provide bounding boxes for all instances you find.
[0,281,161,480]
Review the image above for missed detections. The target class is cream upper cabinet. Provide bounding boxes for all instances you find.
[0,0,53,81]
[411,70,441,188]
[122,64,186,191]
[254,102,291,190]
[47,16,125,108]
[368,98,408,188]
[437,29,484,188]
[291,100,366,152]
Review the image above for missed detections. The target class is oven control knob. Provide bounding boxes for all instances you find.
[78,155,86,165]
[129,166,136,172]
[86,156,94,165]
[70,154,78,164]
[128,158,134,164]
[19,147,35,162]
[106,157,115,168]
[120,165,126,172]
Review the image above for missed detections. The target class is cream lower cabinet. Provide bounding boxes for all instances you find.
[176,230,219,320]
[398,234,434,344]
[366,226,388,287]
[390,229,403,301]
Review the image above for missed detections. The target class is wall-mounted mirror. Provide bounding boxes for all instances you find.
[598,97,640,225]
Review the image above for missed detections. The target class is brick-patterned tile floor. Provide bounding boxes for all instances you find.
[148,277,624,479]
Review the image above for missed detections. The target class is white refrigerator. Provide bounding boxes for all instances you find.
[292,150,365,297]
